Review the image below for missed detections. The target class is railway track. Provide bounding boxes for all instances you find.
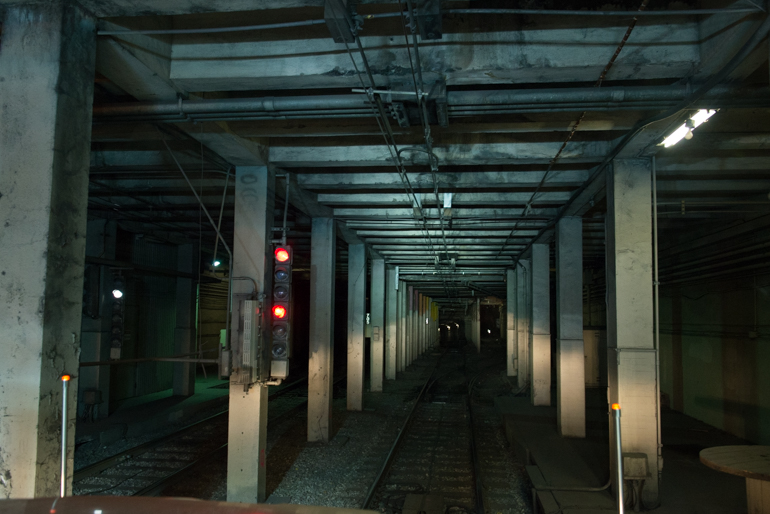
[72,345,530,512]
[362,349,483,514]
[72,378,320,497]
[362,346,531,514]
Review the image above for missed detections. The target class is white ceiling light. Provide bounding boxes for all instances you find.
[660,109,717,148]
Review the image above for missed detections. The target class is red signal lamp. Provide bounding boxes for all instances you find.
[272,305,287,319]
[275,247,290,263]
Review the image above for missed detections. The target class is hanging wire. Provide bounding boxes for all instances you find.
[327,0,455,300]
[497,0,650,258]
[397,0,458,304]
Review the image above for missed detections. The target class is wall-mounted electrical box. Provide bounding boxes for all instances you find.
[230,294,265,385]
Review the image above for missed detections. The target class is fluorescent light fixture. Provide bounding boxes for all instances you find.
[212,260,221,267]
[660,109,717,148]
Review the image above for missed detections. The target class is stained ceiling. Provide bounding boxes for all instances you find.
[78,0,770,313]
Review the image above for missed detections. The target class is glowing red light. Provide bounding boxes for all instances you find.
[275,248,290,263]
[272,305,287,319]
[61,375,71,382]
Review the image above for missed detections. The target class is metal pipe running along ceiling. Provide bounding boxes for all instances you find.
[92,84,770,121]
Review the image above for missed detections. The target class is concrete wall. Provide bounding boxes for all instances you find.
[659,274,770,444]
[198,279,228,362]
[465,299,481,350]
[109,231,180,403]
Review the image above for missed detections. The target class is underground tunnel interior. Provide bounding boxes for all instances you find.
[2,0,770,512]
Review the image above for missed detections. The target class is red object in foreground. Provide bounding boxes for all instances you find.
[275,247,290,262]
[273,305,287,318]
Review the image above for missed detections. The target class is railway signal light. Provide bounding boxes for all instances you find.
[275,247,290,263]
[271,245,292,379]
[110,273,125,360]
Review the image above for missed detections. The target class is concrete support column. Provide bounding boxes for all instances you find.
[308,218,336,442]
[414,290,420,359]
[516,260,531,390]
[399,281,407,371]
[607,159,659,506]
[80,220,117,420]
[424,297,429,350]
[473,298,481,352]
[370,258,385,391]
[385,268,398,380]
[428,300,434,348]
[227,165,274,503]
[556,217,585,437]
[423,296,428,353]
[427,299,434,348]
[427,298,433,348]
[174,244,197,397]
[433,303,441,348]
[417,293,424,355]
[530,244,551,406]
[407,286,415,365]
[426,299,431,349]
[434,302,439,347]
[506,269,517,377]
[347,244,366,411]
[0,2,96,498]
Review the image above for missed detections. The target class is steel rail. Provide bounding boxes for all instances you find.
[132,376,347,498]
[466,374,485,514]
[72,377,308,483]
[359,352,486,511]
[361,363,441,509]
[130,442,228,497]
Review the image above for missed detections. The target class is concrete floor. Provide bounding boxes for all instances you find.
[497,388,750,513]
[74,353,752,513]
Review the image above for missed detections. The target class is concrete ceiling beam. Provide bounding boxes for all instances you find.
[95,20,181,101]
[273,173,381,251]
[656,179,770,194]
[345,220,549,229]
[270,141,610,167]
[372,243,525,249]
[297,170,588,190]
[169,24,699,91]
[332,207,558,218]
[656,156,770,171]
[355,230,539,237]
[316,191,573,206]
